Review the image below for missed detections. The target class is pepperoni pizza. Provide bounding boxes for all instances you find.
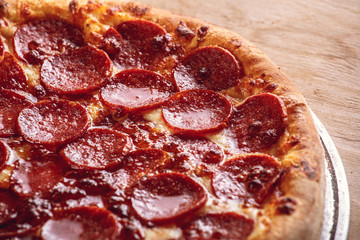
[0,0,324,239]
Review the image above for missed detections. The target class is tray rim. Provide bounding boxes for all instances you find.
[311,110,350,240]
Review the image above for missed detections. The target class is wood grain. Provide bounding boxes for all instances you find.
[136,0,360,239]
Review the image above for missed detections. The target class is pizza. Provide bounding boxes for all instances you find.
[0,0,325,239]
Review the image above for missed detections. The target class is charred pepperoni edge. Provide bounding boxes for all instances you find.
[181,212,255,240]
[40,45,112,95]
[100,69,177,112]
[13,18,84,64]
[41,206,120,240]
[0,189,18,226]
[121,148,168,174]
[0,89,32,137]
[173,46,242,91]
[105,19,169,70]
[211,153,282,204]
[17,99,90,146]
[130,172,207,224]
[0,37,4,56]
[116,20,166,40]
[0,141,9,169]
[59,128,132,171]
[108,148,169,194]
[161,89,233,135]
[0,197,51,238]
[0,52,29,92]
[228,92,287,151]
[10,158,65,198]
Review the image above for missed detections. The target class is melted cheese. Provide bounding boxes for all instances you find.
[0,3,274,240]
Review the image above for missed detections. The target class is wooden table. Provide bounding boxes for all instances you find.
[136,0,360,239]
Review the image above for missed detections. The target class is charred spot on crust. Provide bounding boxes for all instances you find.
[20,3,31,17]
[230,39,242,48]
[263,82,278,92]
[69,0,78,14]
[106,6,122,16]
[288,135,300,147]
[126,3,150,17]
[0,0,7,16]
[301,160,317,180]
[276,196,297,215]
[197,25,209,39]
[249,78,269,87]
[176,21,195,40]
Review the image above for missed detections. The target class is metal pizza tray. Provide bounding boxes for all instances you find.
[311,111,350,240]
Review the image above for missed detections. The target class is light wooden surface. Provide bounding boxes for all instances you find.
[135,0,360,239]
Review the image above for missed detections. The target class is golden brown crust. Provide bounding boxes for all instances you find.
[1,0,324,239]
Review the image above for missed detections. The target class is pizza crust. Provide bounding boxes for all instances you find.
[1,1,324,239]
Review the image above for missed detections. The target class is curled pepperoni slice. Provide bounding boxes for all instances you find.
[122,148,168,175]
[41,206,120,240]
[182,212,254,240]
[212,154,282,204]
[114,113,166,149]
[13,18,84,64]
[0,197,51,238]
[131,172,207,224]
[0,52,28,92]
[164,135,224,165]
[0,89,32,137]
[161,135,224,173]
[60,128,132,170]
[225,93,287,151]
[117,20,166,40]
[100,20,169,70]
[17,99,90,145]
[0,141,9,170]
[41,46,112,95]
[162,89,233,134]
[112,148,168,190]
[0,189,18,225]
[100,69,177,112]
[10,158,64,197]
[173,46,241,91]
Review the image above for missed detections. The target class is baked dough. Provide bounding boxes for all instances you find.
[0,1,324,239]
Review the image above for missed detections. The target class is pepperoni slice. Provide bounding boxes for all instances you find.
[122,148,168,175]
[60,128,132,170]
[0,141,9,170]
[131,172,207,224]
[164,135,224,165]
[0,197,51,238]
[173,46,241,91]
[0,52,28,91]
[100,69,177,112]
[13,18,84,64]
[182,212,254,240]
[10,158,64,197]
[100,20,169,70]
[212,154,282,204]
[112,149,168,190]
[162,89,233,134]
[17,99,90,145]
[160,135,224,173]
[0,89,32,137]
[41,206,120,240]
[49,171,112,209]
[41,46,112,95]
[225,93,287,151]
[0,189,18,225]
[114,114,167,149]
